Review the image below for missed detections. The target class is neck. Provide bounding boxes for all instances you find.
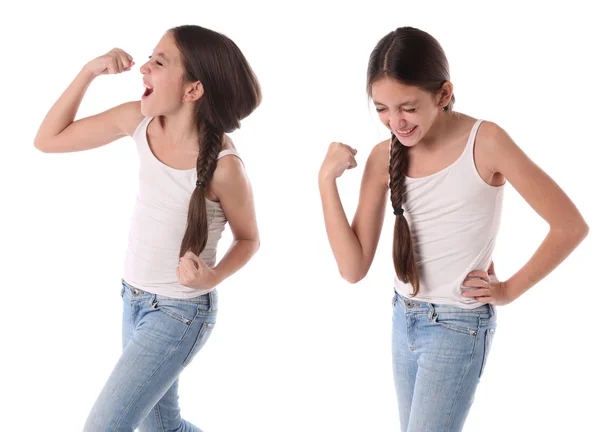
[417,111,459,152]
[158,106,199,151]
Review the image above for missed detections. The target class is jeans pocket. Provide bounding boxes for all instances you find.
[479,327,496,378]
[153,298,199,325]
[183,321,216,367]
[431,312,480,336]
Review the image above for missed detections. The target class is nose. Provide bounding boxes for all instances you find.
[389,111,407,131]
[140,61,151,75]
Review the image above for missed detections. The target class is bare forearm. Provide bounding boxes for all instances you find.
[506,225,589,299]
[319,177,365,282]
[34,68,95,145]
[211,239,260,286]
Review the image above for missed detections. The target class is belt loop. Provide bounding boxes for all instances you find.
[208,290,214,312]
[149,294,158,309]
[427,303,436,320]
[489,304,496,318]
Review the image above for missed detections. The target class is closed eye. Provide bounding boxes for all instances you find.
[376,107,416,113]
[148,55,163,67]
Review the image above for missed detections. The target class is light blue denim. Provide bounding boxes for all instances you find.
[83,279,217,431]
[392,291,497,432]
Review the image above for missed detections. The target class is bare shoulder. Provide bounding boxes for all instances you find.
[215,134,243,172]
[211,154,248,204]
[477,120,510,144]
[213,135,246,187]
[367,138,392,187]
[372,138,391,156]
[115,100,145,137]
[476,120,517,174]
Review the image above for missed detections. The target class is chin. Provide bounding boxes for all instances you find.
[140,101,164,118]
[393,131,420,147]
[397,140,419,148]
[143,99,183,118]
[140,100,152,117]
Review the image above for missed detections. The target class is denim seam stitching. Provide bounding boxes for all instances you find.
[412,314,419,350]
[182,322,214,367]
[478,328,495,378]
[129,298,135,328]
[405,312,412,352]
[114,322,194,429]
[443,316,481,431]
[157,307,195,325]
[437,321,477,335]
[430,309,480,336]
[154,404,165,432]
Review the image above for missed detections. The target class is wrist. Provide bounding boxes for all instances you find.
[207,267,221,289]
[503,279,523,302]
[79,64,99,81]
[318,170,336,186]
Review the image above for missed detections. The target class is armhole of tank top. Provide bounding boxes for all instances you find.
[217,149,244,165]
[132,116,152,141]
[468,119,500,188]
[467,119,485,153]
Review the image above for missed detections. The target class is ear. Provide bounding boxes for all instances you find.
[437,81,454,109]
[183,80,204,102]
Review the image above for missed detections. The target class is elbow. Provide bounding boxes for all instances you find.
[554,220,589,244]
[34,137,56,153]
[576,221,589,242]
[250,237,260,256]
[568,218,589,242]
[34,139,49,153]
[340,268,366,285]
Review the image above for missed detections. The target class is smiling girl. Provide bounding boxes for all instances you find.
[318,26,588,431]
[34,25,261,431]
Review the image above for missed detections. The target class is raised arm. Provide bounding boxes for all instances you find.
[318,140,390,283]
[34,48,143,153]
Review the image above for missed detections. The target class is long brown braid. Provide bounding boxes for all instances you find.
[171,25,261,259]
[389,135,420,295]
[368,27,455,295]
[179,123,223,257]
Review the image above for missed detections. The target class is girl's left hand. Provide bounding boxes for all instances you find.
[176,251,217,290]
[461,269,513,306]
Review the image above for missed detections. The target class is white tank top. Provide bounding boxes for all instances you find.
[393,119,504,308]
[123,116,239,299]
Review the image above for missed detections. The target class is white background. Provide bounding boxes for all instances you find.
[1,1,598,431]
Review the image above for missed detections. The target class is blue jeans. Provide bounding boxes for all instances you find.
[391,292,497,432]
[83,280,218,431]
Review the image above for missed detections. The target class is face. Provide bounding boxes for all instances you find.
[139,32,190,117]
[371,77,446,147]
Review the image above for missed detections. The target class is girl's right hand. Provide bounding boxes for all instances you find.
[83,48,135,77]
[319,142,358,181]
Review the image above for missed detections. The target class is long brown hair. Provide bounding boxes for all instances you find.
[171,25,261,258]
[366,27,454,296]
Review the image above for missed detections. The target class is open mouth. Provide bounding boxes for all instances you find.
[142,83,154,99]
[395,126,417,138]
